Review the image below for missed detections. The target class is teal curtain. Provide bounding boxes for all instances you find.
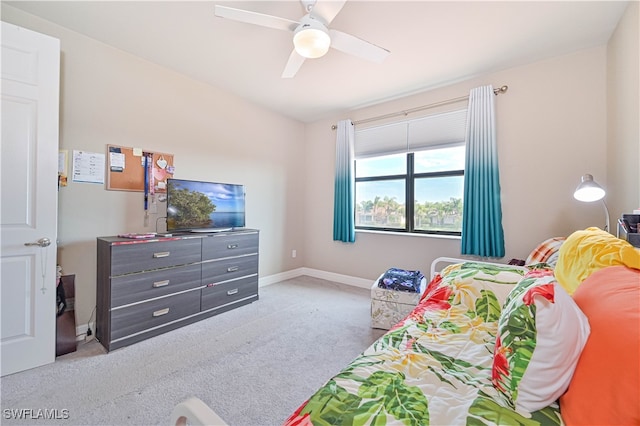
[333,120,355,243]
[461,85,505,257]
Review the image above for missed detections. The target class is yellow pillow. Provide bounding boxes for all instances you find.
[555,227,640,295]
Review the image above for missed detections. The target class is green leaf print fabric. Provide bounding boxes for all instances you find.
[492,266,589,413]
[284,263,563,426]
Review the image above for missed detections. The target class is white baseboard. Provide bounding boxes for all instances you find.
[258,268,306,287]
[299,267,373,289]
[260,267,372,290]
[75,322,95,342]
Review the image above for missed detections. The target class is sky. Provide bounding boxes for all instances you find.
[355,146,465,205]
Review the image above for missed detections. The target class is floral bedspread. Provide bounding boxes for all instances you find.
[284,263,563,426]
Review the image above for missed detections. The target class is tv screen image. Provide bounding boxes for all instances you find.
[166,178,245,232]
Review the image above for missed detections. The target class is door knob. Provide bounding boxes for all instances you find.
[24,237,51,247]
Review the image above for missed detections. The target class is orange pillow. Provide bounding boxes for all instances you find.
[559,266,640,425]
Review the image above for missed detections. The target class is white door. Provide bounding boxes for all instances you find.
[1,22,60,376]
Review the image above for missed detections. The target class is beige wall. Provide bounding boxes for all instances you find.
[607,1,640,218]
[2,5,307,328]
[3,3,637,330]
[304,47,609,281]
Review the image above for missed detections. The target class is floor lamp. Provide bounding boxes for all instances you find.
[573,174,610,233]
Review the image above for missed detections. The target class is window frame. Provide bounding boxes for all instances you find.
[355,151,464,236]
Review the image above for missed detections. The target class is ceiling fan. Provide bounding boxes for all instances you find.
[214,0,390,78]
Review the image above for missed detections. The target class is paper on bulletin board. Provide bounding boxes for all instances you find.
[72,150,105,184]
[109,151,125,172]
[151,154,174,192]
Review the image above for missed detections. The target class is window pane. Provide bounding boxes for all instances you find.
[355,153,406,178]
[356,180,405,229]
[414,145,465,173]
[414,176,463,232]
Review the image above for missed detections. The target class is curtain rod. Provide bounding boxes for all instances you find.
[331,85,508,130]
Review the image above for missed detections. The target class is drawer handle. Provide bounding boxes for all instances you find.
[227,244,238,249]
[153,251,170,258]
[227,288,239,296]
[153,308,170,317]
[153,280,170,288]
[227,266,239,273]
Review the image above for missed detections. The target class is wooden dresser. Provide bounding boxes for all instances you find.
[96,230,259,351]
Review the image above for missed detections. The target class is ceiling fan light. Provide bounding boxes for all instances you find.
[293,26,330,59]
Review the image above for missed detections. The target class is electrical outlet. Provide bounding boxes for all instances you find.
[292,249,297,258]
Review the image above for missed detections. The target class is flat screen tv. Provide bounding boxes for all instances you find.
[166,178,245,233]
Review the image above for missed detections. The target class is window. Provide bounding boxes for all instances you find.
[354,110,466,235]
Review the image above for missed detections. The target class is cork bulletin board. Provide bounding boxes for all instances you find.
[106,145,175,192]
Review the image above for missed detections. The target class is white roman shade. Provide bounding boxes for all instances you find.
[354,109,467,159]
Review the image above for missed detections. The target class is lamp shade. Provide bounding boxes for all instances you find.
[574,174,606,202]
[293,16,331,59]
[573,173,610,233]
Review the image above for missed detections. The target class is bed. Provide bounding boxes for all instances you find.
[283,227,640,426]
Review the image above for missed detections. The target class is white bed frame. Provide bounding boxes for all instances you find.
[430,256,527,280]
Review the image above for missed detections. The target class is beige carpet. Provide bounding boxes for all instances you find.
[0,276,385,426]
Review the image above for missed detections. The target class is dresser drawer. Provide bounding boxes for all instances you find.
[201,276,258,311]
[110,264,202,308]
[110,238,202,276]
[110,290,201,341]
[201,254,258,285]
[202,232,258,260]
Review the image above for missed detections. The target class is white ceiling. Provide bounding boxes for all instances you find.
[5,1,629,122]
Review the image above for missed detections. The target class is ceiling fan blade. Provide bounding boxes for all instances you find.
[309,0,347,25]
[329,29,390,63]
[214,5,298,32]
[281,50,306,78]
